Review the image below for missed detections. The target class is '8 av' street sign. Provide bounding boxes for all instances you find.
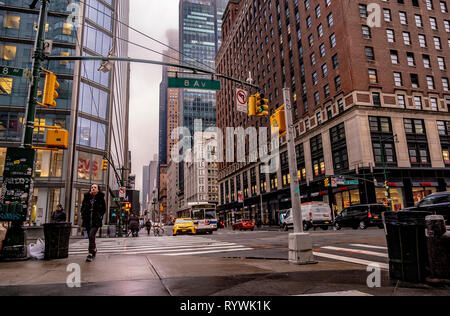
[0,66,29,78]
[168,77,221,91]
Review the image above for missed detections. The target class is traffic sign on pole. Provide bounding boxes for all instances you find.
[236,89,248,113]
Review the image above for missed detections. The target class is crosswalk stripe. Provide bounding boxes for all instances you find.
[321,246,388,258]
[313,252,389,270]
[69,241,229,251]
[98,245,249,256]
[350,244,387,250]
[164,247,254,256]
[68,243,238,255]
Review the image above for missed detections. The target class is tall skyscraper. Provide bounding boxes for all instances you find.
[177,0,228,199]
[0,0,130,226]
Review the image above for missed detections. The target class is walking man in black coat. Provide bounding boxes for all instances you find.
[81,184,106,262]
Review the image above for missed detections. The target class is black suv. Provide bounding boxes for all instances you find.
[334,204,388,230]
[404,191,450,222]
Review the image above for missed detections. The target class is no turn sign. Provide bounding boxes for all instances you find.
[236,89,248,113]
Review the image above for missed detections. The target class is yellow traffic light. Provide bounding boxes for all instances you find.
[38,69,59,108]
[270,105,286,137]
[248,95,256,117]
[101,159,108,171]
[255,93,269,116]
[324,177,330,188]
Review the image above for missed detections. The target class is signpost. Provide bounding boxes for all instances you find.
[168,77,221,90]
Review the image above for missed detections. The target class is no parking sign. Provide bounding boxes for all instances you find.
[236,89,248,114]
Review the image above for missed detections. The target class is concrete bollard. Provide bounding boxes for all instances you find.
[425,215,450,283]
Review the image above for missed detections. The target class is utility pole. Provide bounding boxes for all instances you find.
[282,88,315,265]
[22,0,48,148]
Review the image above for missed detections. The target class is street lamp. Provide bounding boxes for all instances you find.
[379,134,399,210]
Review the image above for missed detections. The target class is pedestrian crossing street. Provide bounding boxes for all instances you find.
[313,243,389,270]
[69,236,254,257]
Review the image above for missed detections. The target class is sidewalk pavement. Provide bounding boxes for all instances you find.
[0,252,449,296]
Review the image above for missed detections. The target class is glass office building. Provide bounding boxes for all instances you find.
[0,0,130,227]
[178,0,228,195]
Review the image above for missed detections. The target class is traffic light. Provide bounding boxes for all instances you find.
[384,181,389,191]
[122,202,131,212]
[38,69,59,108]
[248,94,256,117]
[324,177,330,188]
[270,105,286,137]
[101,159,108,171]
[255,93,269,116]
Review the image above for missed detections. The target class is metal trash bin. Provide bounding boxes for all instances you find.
[43,223,72,260]
[384,211,431,283]
[425,215,450,282]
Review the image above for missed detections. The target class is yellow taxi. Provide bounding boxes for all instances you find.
[173,218,196,236]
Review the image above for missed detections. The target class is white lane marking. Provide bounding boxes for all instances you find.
[69,243,239,255]
[350,244,388,250]
[321,246,389,258]
[313,252,389,270]
[164,247,254,256]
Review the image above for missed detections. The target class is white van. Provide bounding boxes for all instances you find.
[282,202,332,231]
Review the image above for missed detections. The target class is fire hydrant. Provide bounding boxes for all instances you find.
[425,215,450,283]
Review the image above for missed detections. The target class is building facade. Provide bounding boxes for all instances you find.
[216,0,450,225]
[183,131,219,207]
[0,0,130,226]
[141,156,159,209]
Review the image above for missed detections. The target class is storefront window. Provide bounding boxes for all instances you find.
[50,150,63,177]
[48,188,61,222]
[35,150,51,178]
[413,187,437,204]
[77,151,103,182]
[376,188,404,211]
[0,148,6,176]
[334,189,361,211]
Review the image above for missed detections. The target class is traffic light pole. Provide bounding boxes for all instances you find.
[22,0,49,149]
[282,88,315,265]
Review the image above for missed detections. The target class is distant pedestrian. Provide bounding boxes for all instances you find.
[50,204,66,223]
[128,213,140,237]
[81,184,106,262]
[145,219,152,235]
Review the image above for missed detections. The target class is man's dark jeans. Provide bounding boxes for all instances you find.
[87,227,99,254]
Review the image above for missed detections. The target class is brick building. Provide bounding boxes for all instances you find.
[216,0,450,225]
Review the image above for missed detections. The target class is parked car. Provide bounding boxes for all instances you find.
[232,219,255,231]
[403,191,450,222]
[334,204,388,230]
[282,202,333,231]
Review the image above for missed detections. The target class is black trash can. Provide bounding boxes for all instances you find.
[43,223,72,260]
[384,211,431,283]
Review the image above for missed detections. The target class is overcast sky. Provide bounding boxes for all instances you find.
[128,1,179,193]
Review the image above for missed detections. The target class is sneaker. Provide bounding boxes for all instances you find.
[86,254,93,262]
[92,250,97,258]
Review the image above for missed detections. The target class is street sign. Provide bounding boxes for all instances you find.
[168,77,221,91]
[119,187,126,199]
[236,88,248,113]
[344,180,359,185]
[331,177,337,188]
[0,66,28,78]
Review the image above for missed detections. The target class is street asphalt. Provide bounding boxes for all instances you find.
[0,226,448,297]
